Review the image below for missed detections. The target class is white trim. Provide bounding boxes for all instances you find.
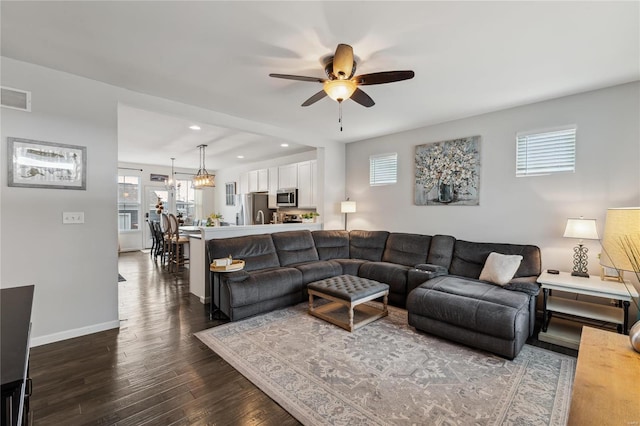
[30,320,120,347]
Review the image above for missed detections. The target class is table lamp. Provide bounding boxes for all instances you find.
[563,217,599,277]
[600,207,640,352]
[341,199,356,231]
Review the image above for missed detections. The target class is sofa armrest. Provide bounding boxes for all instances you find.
[223,270,251,283]
[504,276,540,296]
[407,264,449,294]
[414,263,449,275]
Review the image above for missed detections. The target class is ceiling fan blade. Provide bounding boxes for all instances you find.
[350,88,375,108]
[354,70,415,85]
[269,73,325,83]
[301,90,327,107]
[333,44,354,79]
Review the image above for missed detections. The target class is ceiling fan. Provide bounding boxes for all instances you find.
[269,44,414,129]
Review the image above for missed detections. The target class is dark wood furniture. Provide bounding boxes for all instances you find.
[1,285,34,426]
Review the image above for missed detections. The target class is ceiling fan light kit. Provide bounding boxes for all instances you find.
[323,79,357,102]
[270,43,415,130]
[193,144,215,189]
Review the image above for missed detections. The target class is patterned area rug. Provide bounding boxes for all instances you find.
[196,303,575,425]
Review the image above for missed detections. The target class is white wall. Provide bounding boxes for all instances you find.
[1,57,346,345]
[346,82,640,278]
[1,58,120,345]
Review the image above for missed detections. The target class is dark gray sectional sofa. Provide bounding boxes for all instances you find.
[206,229,541,359]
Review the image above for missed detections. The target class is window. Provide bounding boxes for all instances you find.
[516,126,576,177]
[370,153,397,186]
[225,182,236,206]
[176,179,195,219]
[118,175,140,231]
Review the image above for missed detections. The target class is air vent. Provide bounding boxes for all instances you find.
[1,86,31,112]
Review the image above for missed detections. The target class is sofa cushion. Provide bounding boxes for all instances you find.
[381,233,431,266]
[223,267,303,307]
[358,262,410,307]
[479,252,523,285]
[332,259,367,276]
[207,234,280,272]
[312,230,350,260]
[293,260,343,284]
[427,235,456,269]
[407,275,530,340]
[449,240,541,280]
[272,230,319,266]
[349,230,389,261]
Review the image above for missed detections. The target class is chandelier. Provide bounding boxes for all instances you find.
[193,144,215,188]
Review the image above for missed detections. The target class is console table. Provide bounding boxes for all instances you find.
[568,326,640,425]
[537,271,638,349]
[1,285,34,426]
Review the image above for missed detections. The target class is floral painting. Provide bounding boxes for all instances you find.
[415,136,480,206]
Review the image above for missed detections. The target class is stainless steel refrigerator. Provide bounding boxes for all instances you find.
[236,193,270,225]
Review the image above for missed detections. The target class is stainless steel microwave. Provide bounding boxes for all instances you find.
[276,188,298,207]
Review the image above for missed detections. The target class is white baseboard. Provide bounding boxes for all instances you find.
[30,320,120,347]
[199,296,210,304]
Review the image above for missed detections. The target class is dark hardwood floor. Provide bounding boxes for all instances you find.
[29,250,301,426]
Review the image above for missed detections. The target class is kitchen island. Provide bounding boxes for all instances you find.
[188,223,323,303]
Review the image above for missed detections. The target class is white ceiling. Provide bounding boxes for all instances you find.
[2,1,638,170]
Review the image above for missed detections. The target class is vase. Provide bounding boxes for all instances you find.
[438,181,454,203]
[630,320,640,353]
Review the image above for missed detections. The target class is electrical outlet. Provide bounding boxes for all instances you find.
[63,212,84,224]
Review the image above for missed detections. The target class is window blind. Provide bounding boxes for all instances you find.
[370,153,397,186]
[516,127,576,177]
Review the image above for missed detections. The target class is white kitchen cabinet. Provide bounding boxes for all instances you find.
[278,163,298,189]
[239,172,249,195]
[268,167,278,209]
[257,168,269,192]
[297,160,317,208]
[248,170,259,193]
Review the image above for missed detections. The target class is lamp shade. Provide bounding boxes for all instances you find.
[341,201,357,213]
[563,218,599,240]
[324,79,357,102]
[600,207,640,272]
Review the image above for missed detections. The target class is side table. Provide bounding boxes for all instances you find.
[209,260,245,320]
[537,271,638,349]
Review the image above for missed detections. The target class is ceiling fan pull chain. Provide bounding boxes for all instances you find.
[339,101,343,132]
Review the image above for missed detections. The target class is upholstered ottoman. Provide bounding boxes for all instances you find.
[307,274,389,332]
[406,275,532,359]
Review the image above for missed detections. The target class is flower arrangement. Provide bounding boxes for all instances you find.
[206,212,223,227]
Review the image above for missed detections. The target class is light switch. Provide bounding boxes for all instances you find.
[63,212,84,224]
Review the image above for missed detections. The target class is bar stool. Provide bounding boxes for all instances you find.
[160,213,172,268]
[168,213,190,272]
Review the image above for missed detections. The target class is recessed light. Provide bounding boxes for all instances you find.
[237,155,244,159]
[189,125,201,130]
[280,143,289,147]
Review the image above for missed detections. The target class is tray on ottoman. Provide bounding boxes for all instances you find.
[307,274,389,332]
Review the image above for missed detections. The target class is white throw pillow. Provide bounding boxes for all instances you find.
[479,252,523,286]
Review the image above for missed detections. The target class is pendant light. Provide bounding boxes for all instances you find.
[165,157,176,190]
[193,144,215,188]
